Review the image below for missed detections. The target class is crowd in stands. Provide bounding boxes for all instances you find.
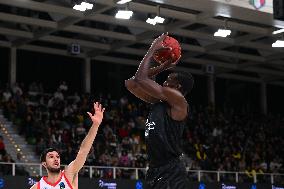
[183,106,284,182]
[0,82,148,178]
[0,82,284,181]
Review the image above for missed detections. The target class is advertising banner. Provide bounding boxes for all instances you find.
[211,0,273,13]
[0,176,283,189]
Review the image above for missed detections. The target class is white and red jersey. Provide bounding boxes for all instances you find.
[37,171,73,189]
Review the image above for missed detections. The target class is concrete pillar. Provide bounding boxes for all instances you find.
[83,57,91,93]
[207,74,215,107]
[9,47,17,86]
[260,82,267,115]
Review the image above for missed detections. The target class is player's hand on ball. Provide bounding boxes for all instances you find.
[87,102,105,127]
[170,52,181,65]
[149,33,171,53]
[157,50,181,68]
[150,33,181,65]
[162,58,177,70]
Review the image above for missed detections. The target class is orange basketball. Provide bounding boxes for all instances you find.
[153,36,181,64]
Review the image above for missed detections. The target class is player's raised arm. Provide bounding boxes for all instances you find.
[125,63,173,103]
[29,184,37,189]
[133,34,184,109]
[125,33,176,104]
[64,102,105,178]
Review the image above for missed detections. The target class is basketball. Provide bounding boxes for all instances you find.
[153,36,181,64]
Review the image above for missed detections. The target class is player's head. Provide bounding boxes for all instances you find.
[163,71,194,96]
[40,148,61,173]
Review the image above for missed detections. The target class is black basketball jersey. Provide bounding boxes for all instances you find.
[145,102,186,167]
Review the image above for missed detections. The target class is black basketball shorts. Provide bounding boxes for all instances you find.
[146,159,190,189]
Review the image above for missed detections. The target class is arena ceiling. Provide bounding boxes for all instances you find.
[0,0,284,86]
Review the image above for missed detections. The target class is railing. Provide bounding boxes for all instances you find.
[186,169,284,184]
[0,162,283,184]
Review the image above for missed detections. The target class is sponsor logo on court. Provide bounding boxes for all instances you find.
[251,184,257,189]
[272,185,284,189]
[136,181,143,189]
[98,180,117,189]
[199,182,206,189]
[222,183,237,189]
[0,178,4,189]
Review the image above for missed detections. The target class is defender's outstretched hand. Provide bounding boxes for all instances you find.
[87,102,105,127]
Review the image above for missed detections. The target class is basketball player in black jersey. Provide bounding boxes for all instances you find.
[125,33,194,189]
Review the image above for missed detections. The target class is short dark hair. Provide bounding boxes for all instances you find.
[40,148,60,162]
[175,71,194,96]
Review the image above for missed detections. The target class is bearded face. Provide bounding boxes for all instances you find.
[46,164,61,173]
[42,151,61,173]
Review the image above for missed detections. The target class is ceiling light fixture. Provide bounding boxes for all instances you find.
[73,2,93,12]
[116,0,132,4]
[115,3,133,19]
[146,6,165,25]
[146,16,165,25]
[115,10,133,19]
[273,28,284,35]
[272,33,284,47]
[214,19,231,38]
[214,29,231,37]
[272,40,284,47]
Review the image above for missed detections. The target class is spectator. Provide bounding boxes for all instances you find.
[11,83,23,96]
[0,136,6,157]
[54,89,64,101]
[2,87,12,102]
[59,81,68,93]
[119,150,131,167]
